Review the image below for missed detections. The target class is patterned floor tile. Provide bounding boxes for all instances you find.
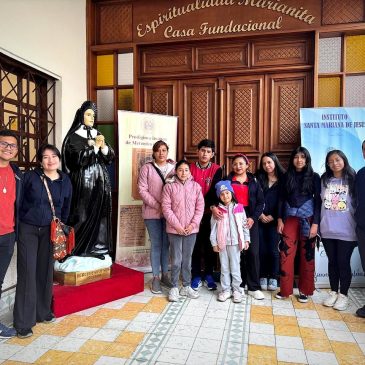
[276,335,304,349]
[305,350,338,365]
[34,349,73,364]
[0,344,23,360]
[61,352,99,365]
[326,329,356,342]
[249,332,275,346]
[115,331,145,345]
[78,339,111,355]
[186,350,218,365]
[250,313,274,324]
[2,274,365,364]
[156,347,190,364]
[274,315,298,326]
[53,337,87,352]
[302,337,332,352]
[94,355,127,365]
[275,324,301,337]
[250,322,274,335]
[276,348,307,364]
[248,344,277,359]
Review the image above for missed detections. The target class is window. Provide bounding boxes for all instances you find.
[94,51,134,189]
[318,34,365,107]
[0,52,56,169]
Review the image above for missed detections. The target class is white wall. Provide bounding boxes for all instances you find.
[0,0,87,146]
[0,0,87,297]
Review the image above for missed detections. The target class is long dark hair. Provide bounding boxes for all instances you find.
[286,146,314,194]
[321,149,356,196]
[256,152,285,190]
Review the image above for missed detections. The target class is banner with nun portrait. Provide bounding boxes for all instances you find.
[116,111,178,271]
[300,107,365,287]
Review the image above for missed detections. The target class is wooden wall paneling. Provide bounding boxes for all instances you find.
[180,78,218,157]
[140,47,193,76]
[96,2,133,44]
[196,43,249,72]
[322,0,364,25]
[225,75,264,155]
[252,38,310,68]
[313,31,320,107]
[267,71,313,153]
[140,80,177,116]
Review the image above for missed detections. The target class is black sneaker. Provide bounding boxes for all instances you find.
[298,293,308,303]
[43,313,56,323]
[275,291,288,300]
[17,328,33,339]
[356,305,365,318]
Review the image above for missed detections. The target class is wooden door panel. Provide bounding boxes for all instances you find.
[180,78,218,157]
[225,75,264,154]
[140,80,177,116]
[267,72,312,152]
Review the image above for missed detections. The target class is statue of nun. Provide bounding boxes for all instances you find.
[61,101,115,258]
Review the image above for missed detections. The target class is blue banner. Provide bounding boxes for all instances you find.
[300,107,365,287]
[300,107,365,174]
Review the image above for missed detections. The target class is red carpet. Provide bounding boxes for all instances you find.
[53,263,144,317]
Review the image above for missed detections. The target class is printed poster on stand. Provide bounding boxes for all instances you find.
[116,111,178,271]
[300,107,365,287]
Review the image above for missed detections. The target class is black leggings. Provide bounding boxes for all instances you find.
[322,238,357,296]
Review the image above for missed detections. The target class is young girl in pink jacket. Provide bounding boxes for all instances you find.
[161,160,204,302]
[210,180,250,303]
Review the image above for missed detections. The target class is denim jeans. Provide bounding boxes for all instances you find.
[145,219,169,276]
[0,232,15,297]
[169,233,197,287]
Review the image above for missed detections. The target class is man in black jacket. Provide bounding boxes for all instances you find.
[0,129,22,338]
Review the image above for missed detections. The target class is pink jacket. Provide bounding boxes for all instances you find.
[161,176,204,234]
[138,162,175,219]
[210,203,250,251]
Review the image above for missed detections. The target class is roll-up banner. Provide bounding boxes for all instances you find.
[116,111,178,271]
[300,107,365,287]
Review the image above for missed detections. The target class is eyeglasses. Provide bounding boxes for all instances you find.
[0,141,18,150]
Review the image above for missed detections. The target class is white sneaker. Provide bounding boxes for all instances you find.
[260,278,267,291]
[180,286,199,299]
[268,278,278,291]
[233,290,243,303]
[218,291,231,302]
[323,291,338,307]
[333,293,349,311]
[248,290,265,300]
[168,287,179,302]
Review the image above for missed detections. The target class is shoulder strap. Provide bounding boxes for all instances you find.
[149,162,166,185]
[41,175,56,219]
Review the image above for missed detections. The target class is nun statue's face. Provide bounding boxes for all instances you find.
[83,109,95,127]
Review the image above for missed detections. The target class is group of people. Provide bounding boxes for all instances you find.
[138,138,365,315]
[0,101,114,339]
[1,125,365,340]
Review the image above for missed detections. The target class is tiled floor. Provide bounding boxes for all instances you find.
[1,276,365,364]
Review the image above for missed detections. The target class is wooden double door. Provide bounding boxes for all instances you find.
[140,70,312,172]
